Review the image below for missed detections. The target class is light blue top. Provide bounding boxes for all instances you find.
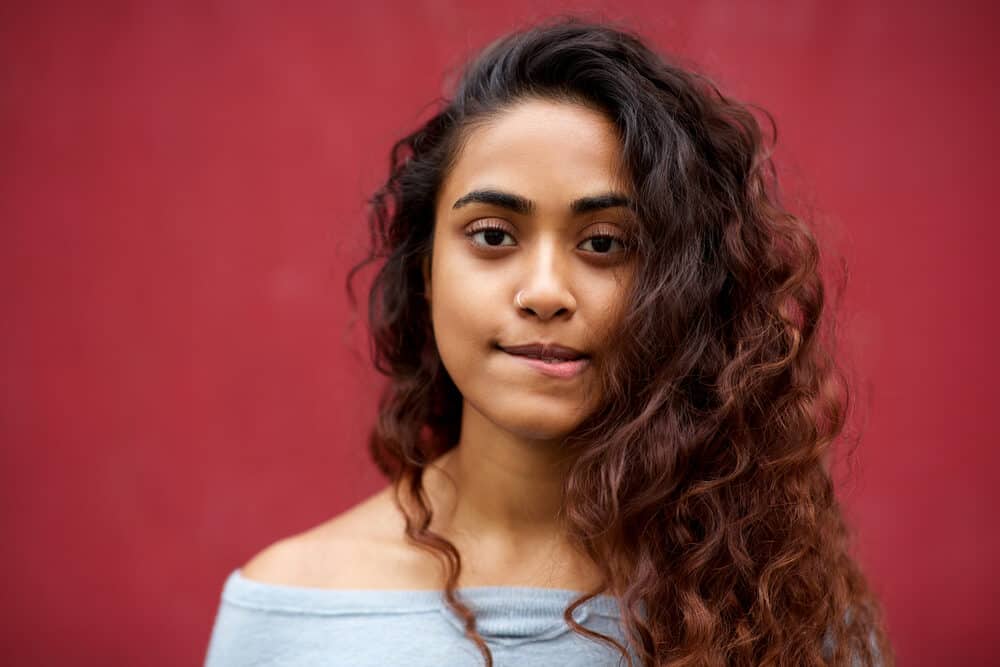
[204,569,639,666]
[204,569,879,666]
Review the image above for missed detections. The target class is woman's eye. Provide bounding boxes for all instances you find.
[464,223,628,256]
[466,226,515,247]
[579,235,628,254]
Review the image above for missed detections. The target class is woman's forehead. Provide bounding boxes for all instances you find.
[438,100,630,214]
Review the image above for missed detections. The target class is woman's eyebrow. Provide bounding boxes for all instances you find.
[451,188,632,215]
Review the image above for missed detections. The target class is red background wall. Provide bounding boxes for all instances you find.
[2,1,995,664]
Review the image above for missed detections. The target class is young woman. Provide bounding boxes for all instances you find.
[205,16,893,667]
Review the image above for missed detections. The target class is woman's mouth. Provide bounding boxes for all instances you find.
[497,345,591,379]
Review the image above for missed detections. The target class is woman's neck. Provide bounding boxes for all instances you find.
[409,403,602,590]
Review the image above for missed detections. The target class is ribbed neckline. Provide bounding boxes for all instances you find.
[222,568,625,645]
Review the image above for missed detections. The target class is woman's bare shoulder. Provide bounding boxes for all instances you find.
[239,484,436,589]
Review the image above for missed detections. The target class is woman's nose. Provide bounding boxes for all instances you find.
[514,241,578,320]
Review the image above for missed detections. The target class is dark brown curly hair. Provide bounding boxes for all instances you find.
[345,15,893,667]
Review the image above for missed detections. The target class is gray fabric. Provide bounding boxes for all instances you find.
[204,569,639,666]
[204,569,881,666]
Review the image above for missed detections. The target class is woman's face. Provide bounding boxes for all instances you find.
[424,97,635,441]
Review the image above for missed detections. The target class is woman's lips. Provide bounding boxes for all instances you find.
[502,349,591,379]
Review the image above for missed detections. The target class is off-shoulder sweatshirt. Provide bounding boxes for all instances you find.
[203,569,639,666]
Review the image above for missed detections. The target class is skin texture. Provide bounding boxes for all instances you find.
[243,98,636,590]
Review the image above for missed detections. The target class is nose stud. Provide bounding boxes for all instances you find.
[515,290,526,309]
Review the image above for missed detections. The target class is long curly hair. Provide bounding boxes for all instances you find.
[345,15,893,667]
